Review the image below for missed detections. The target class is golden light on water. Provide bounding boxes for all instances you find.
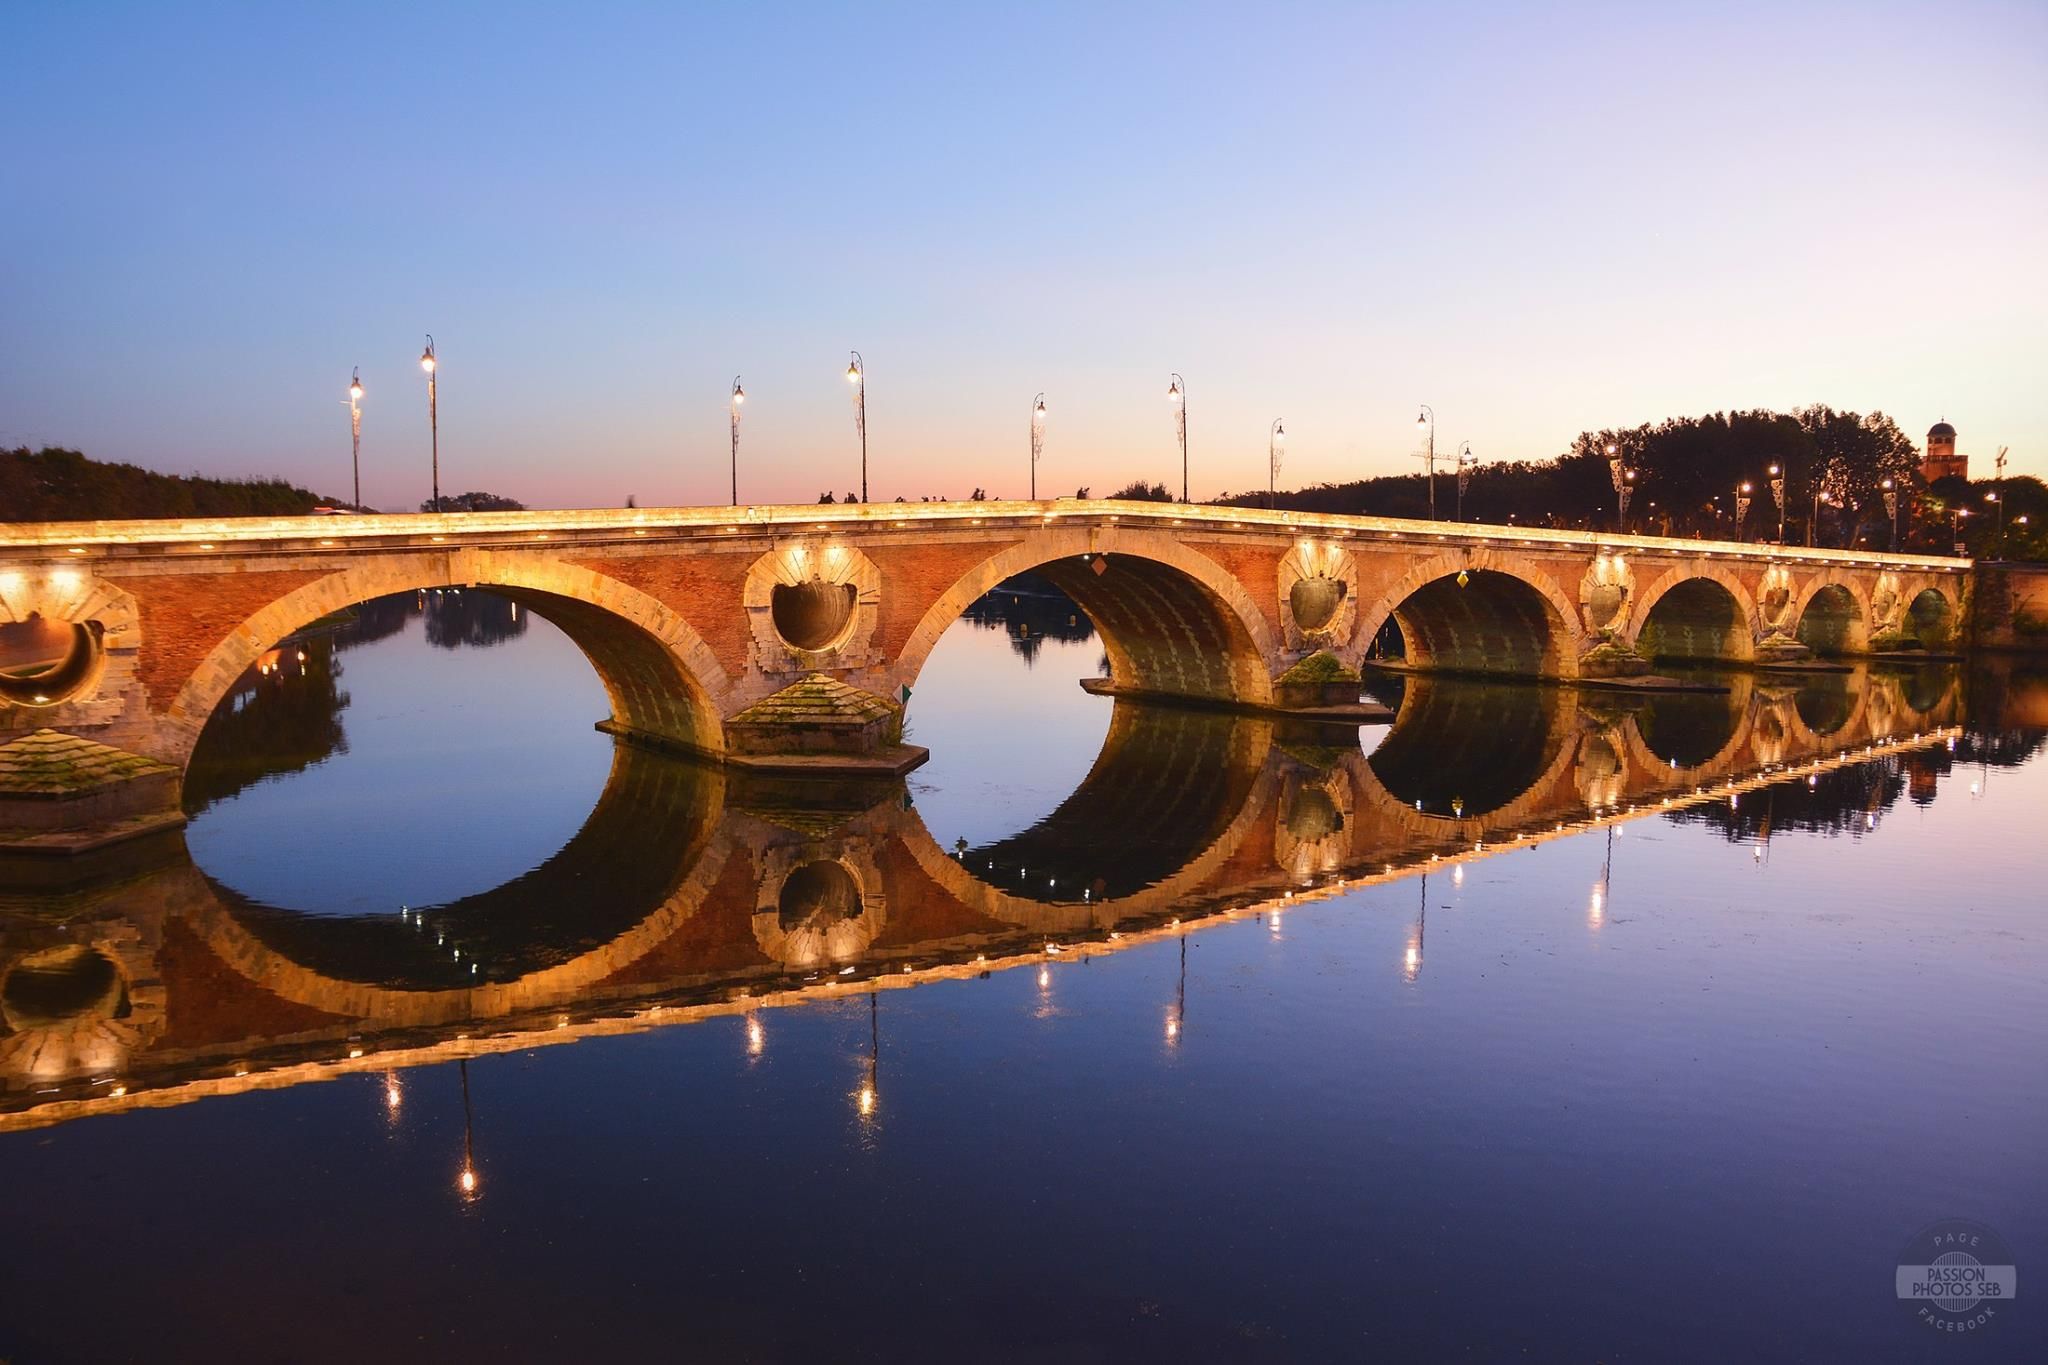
[857,1084,876,1117]
[458,1165,479,1197]
[746,1014,765,1057]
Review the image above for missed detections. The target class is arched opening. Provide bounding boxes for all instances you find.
[0,616,102,707]
[902,540,1275,872]
[171,563,727,772]
[771,581,858,652]
[183,587,681,921]
[1367,676,1571,817]
[1381,569,1571,678]
[1904,589,1955,650]
[1636,578,1748,662]
[1795,585,1864,657]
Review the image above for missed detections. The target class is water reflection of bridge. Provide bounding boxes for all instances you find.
[0,663,2010,1131]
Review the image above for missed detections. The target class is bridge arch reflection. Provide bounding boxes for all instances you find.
[0,663,1987,1128]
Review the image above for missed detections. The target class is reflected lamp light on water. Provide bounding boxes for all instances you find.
[458,1165,479,1197]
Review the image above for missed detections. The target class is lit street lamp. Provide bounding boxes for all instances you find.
[1167,374,1188,503]
[729,376,745,506]
[1769,463,1787,543]
[1951,506,1970,556]
[1735,481,1752,542]
[1414,406,1437,520]
[1455,441,1478,522]
[1268,418,1285,509]
[1985,490,2002,557]
[845,351,867,503]
[1031,393,1047,500]
[346,368,363,511]
[1604,443,1633,529]
[420,336,439,512]
[1881,477,1900,551]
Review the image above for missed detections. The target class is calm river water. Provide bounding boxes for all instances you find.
[1,587,2043,1362]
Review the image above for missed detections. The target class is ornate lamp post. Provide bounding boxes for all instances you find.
[845,352,867,503]
[1604,443,1633,529]
[1881,477,1900,551]
[346,368,364,511]
[1735,481,1752,542]
[1167,374,1188,503]
[419,337,439,511]
[1951,506,1970,556]
[1414,406,1438,520]
[1031,393,1047,500]
[1993,445,2009,556]
[1455,441,1478,522]
[1768,463,1787,543]
[729,376,745,506]
[1985,490,2002,556]
[1268,418,1285,509]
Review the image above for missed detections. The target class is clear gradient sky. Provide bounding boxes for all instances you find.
[4,1,2044,511]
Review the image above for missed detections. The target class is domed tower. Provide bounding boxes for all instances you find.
[1921,420,1967,483]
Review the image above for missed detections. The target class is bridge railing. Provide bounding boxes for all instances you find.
[0,497,1971,572]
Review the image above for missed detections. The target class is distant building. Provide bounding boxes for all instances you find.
[1921,420,1968,483]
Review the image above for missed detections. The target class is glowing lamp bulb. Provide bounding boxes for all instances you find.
[846,362,861,383]
[732,385,745,405]
[349,381,363,402]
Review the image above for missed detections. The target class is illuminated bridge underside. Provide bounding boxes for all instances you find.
[0,502,1969,816]
[0,664,1968,1130]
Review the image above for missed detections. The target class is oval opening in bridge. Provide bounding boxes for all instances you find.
[777,859,862,932]
[0,616,102,706]
[1289,576,1346,633]
[1,945,125,1031]
[771,580,858,652]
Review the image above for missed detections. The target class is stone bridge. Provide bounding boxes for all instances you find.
[0,500,1970,808]
[0,665,1978,1130]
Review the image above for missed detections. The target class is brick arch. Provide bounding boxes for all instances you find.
[1627,564,1760,663]
[1790,576,1872,656]
[1356,550,1584,679]
[891,526,1279,705]
[1899,580,1961,649]
[162,549,734,766]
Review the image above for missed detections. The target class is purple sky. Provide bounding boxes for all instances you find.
[3,1,2043,510]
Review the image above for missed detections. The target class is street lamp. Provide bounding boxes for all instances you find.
[1268,418,1285,509]
[1455,441,1478,522]
[419,336,439,512]
[1985,490,2002,557]
[1881,477,1900,552]
[1414,406,1437,520]
[845,351,867,503]
[1167,374,1188,503]
[1735,481,1752,542]
[1604,443,1633,530]
[729,376,745,506]
[1031,393,1047,500]
[1768,463,1787,544]
[1951,506,1970,556]
[346,368,363,511]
